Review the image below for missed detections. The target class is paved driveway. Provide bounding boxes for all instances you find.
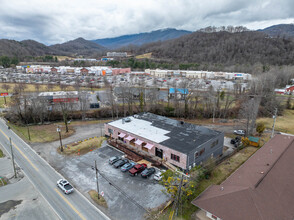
[30,123,170,220]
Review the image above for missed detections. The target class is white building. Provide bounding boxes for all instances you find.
[145,69,251,80]
[106,52,128,57]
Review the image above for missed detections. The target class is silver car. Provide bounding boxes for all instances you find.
[57,179,74,194]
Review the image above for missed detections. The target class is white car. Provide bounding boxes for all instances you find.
[57,179,74,194]
[233,130,245,135]
[153,171,163,181]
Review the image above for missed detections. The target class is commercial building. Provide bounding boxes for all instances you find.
[38,91,79,104]
[145,69,252,80]
[37,91,99,110]
[104,113,224,170]
[192,134,294,220]
[106,52,128,57]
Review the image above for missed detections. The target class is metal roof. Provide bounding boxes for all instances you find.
[108,112,222,154]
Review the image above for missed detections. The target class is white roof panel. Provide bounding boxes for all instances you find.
[108,116,170,143]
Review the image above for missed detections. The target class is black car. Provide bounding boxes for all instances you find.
[230,139,236,144]
[109,156,121,165]
[141,167,156,178]
[113,159,129,168]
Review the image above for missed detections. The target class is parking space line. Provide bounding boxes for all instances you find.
[54,188,86,220]
[0,128,39,172]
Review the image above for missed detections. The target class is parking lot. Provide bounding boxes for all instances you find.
[30,122,169,220]
[57,143,169,220]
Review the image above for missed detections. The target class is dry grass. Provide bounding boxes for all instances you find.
[0,177,7,187]
[195,147,257,194]
[88,190,108,208]
[0,83,76,93]
[257,109,294,134]
[65,119,111,126]
[61,137,106,155]
[9,123,75,143]
[135,53,152,59]
[0,97,11,108]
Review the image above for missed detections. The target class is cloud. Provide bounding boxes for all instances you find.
[0,0,294,44]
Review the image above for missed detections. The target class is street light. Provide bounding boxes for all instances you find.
[57,126,63,152]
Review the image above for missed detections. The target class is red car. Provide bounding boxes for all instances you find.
[129,163,147,176]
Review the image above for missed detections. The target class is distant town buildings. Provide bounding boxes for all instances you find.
[17,65,131,76]
[106,52,128,57]
[145,69,252,80]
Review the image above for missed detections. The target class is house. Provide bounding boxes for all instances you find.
[51,67,58,74]
[80,68,89,75]
[104,113,224,170]
[192,134,294,220]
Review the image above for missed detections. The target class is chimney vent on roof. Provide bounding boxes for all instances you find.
[260,171,264,174]
[270,149,273,154]
[220,187,224,191]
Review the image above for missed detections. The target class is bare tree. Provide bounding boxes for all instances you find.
[1,84,11,104]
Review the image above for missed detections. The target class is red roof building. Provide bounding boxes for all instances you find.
[192,134,294,220]
[80,68,89,75]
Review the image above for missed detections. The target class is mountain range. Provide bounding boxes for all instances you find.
[258,24,294,38]
[92,28,192,49]
[1,24,294,66]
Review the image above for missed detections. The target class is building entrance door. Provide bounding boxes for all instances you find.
[155,147,163,159]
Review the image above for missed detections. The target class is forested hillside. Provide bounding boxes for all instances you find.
[137,31,294,65]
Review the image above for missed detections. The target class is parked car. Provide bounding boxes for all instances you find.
[141,167,156,178]
[57,179,74,194]
[109,156,121,165]
[230,139,236,144]
[129,163,147,176]
[233,130,245,135]
[121,162,136,172]
[153,171,163,181]
[113,158,129,168]
[231,136,242,145]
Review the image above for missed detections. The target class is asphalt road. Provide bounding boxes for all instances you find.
[0,119,110,220]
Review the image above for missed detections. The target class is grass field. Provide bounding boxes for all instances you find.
[135,53,152,59]
[0,82,105,93]
[0,83,76,93]
[9,123,75,143]
[0,149,3,157]
[0,97,11,108]
[257,109,294,134]
[160,146,258,220]
[61,137,106,155]
[0,177,7,187]
[9,120,110,143]
[88,190,108,208]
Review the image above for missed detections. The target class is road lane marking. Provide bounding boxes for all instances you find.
[54,188,86,220]
[0,128,39,172]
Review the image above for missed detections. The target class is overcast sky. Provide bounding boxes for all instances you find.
[1,0,294,45]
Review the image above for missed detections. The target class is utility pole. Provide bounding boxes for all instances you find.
[10,138,17,178]
[57,127,63,152]
[271,108,278,138]
[95,160,100,199]
[27,124,31,141]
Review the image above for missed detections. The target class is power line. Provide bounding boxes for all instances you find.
[82,161,149,213]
